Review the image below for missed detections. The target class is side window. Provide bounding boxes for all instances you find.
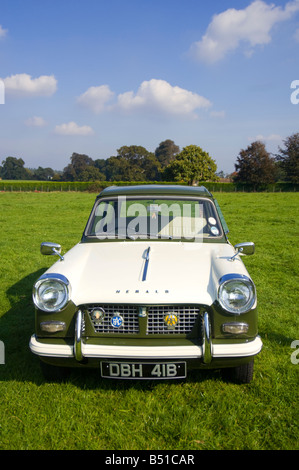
[214,199,229,234]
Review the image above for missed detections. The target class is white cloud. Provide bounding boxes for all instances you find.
[120,79,212,117]
[78,79,211,119]
[190,0,299,63]
[77,85,114,113]
[2,73,57,97]
[54,121,94,136]
[116,79,211,118]
[25,116,47,127]
[0,25,7,38]
[250,134,282,142]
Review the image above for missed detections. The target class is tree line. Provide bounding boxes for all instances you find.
[0,134,298,187]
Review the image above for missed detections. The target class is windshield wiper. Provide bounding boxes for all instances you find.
[86,231,173,240]
[127,232,173,240]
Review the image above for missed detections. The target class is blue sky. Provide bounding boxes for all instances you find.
[0,0,298,173]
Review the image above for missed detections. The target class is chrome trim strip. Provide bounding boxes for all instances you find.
[35,273,70,285]
[142,247,151,281]
[74,310,83,361]
[202,312,212,364]
[218,273,252,284]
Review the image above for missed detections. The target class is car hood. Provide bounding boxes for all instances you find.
[45,241,251,306]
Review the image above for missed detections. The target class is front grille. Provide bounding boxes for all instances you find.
[86,305,139,334]
[147,305,199,335]
[84,304,200,335]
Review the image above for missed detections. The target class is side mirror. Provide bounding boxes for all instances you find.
[230,242,255,261]
[40,242,64,261]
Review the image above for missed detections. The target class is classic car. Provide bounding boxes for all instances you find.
[29,185,262,383]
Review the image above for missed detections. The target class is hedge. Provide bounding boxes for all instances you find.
[0,180,298,193]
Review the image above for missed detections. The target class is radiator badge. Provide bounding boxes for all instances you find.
[164,313,178,330]
[111,314,123,328]
[91,308,105,324]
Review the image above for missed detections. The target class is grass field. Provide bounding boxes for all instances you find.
[0,191,298,450]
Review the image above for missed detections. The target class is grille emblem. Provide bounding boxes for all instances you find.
[164,313,179,330]
[91,308,105,324]
[111,314,124,328]
[138,307,147,317]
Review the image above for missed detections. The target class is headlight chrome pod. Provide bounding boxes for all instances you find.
[218,274,256,314]
[33,273,71,312]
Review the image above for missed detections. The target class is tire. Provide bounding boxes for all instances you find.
[223,360,254,384]
[40,360,70,382]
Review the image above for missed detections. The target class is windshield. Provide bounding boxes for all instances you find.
[84,196,224,242]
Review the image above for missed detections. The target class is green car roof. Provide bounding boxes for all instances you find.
[98,184,213,198]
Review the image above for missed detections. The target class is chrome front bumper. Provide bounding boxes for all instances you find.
[30,334,263,360]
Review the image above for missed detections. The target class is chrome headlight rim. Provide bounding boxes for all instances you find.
[33,273,71,312]
[218,273,256,315]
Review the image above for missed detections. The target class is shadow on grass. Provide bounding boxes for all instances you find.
[258,328,295,347]
[66,367,222,392]
[0,269,47,384]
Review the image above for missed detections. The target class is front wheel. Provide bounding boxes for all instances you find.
[223,360,254,384]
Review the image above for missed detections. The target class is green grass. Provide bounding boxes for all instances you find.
[0,192,298,450]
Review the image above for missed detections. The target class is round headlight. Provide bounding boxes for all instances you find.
[218,275,256,314]
[33,274,70,312]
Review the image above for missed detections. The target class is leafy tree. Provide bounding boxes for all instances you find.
[105,145,161,181]
[155,139,180,167]
[234,141,276,188]
[94,158,108,175]
[275,133,299,183]
[62,162,77,181]
[105,156,135,181]
[0,156,30,180]
[32,166,55,180]
[62,153,105,181]
[141,153,162,181]
[163,145,218,185]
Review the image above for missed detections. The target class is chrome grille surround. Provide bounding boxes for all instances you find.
[84,304,200,335]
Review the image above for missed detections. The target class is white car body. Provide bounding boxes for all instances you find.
[30,185,262,383]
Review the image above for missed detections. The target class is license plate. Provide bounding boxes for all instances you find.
[100,361,186,379]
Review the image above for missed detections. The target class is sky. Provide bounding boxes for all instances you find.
[0,0,299,174]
